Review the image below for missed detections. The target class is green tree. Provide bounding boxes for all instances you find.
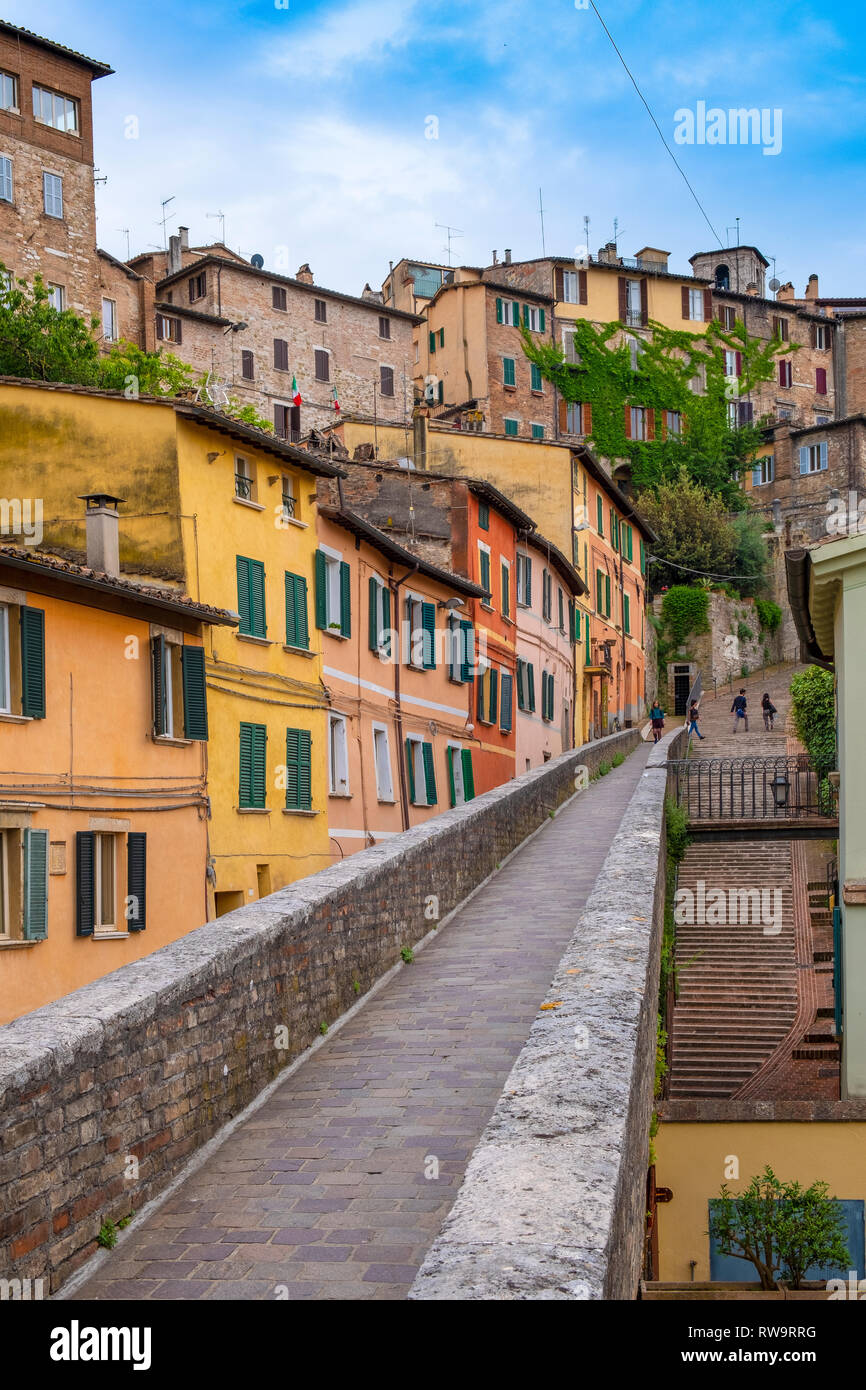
[709,1166,850,1289]
[790,666,836,772]
[635,470,737,592]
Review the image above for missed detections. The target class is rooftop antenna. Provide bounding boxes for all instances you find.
[117,228,131,260]
[435,222,464,267]
[94,168,107,186]
[538,187,546,257]
[158,195,175,250]
[612,216,619,248]
[584,213,590,256]
[207,210,226,244]
[736,216,740,246]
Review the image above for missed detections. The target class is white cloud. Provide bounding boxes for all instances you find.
[262,0,419,80]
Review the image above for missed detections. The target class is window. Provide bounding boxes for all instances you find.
[478,544,491,601]
[33,85,78,132]
[504,418,519,436]
[799,441,828,474]
[621,522,634,563]
[813,323,831,350]
[816,414,830,425]
[0,601,44,717]
[629,406,647,440]
[516,552,532,606]
[151,636,208,740]
[368,576,392,659]
[315,549,350,636]
[447,745,475,806]
[0,70,18,111]
[241,349,254,380]
[624,278,643,327]
[438,327,445,347]
[516,658,535,712]
[623,593,631,635]
[560,270,580,303]
[562,402,585,435]
[285,728,312,811]
[564,331,581,364]
[531,423,544,440]
[328,714,350,795]
[405,737,437,807]
[496,298,519,327]
[724,349,741,379]
[234,455,256,502]
[272,285,287,311]
[76,830,145,935]
[501,560,510,618]
[525,305,545,332]
[530,363,543,393]
[447,616,474,683]
[274,403,300,442]
[188,272,206,303]
[558,586,565,632]
[816,367,828,395]
[315,349,330,382]
[274,338,289,371]
[597,494,604,535]
[0,827,48,942]
[43,172,63,219]
[665,410,681,436]
[779,360,793,389]
[238,723,267,808]
[156,314,182,343]
[503,357,516,387]
[101,297,117,340]
[280,475,296,522]
[478,501,490,531]
[476,664,498,725]
[314,297,327,323]
[379,365,394,397]
[687,287,705,321]
[720,305,737,330]
[94,833,117,933]
[751,456,775,487]
[46,283,64,312]
[0,155,12,203]
[378,315,391,340]
[596,568,611,617]
[772,315,789,341]
[284,571,309,650]
[236,555,267,637]
[542,567,552,623]
[540,670,555,722]
[406,593,436,669]
[500,669,513,732]
[372,726,393,802]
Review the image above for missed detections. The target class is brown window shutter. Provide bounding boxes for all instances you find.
[554,267,564,300]
[175,318,182,345]
[558,398,568,433]
[624,403,632,439]
[703,288,712,321]
[717,305,725,323]
[658,411,667,442]
[640,277,648,326]
[583,402,592,434]
[578,269,588,304]
[618,277,628,322]
[646,408,656,441]
[810,323,817,348]
[681,286,690,319]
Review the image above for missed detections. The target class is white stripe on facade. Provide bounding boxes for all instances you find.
[322,666,467,718]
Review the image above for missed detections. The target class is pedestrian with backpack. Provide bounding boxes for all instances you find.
[731,688,748,733]
[649,702,665,744]
[688,699,704,741]
[761,692,778,731]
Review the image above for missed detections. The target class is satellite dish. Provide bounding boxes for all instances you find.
[768,277,780,292]
[250,253,264,269]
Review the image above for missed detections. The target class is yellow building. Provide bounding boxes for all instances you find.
[0,380,345,914]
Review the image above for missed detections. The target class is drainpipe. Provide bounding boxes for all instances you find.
[390,562,419,830]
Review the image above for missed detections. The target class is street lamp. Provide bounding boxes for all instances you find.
[771,771,790,809]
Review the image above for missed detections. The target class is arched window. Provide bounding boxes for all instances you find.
[714,264,730,290]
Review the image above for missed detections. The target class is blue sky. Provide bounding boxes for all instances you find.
[10,0,866,296]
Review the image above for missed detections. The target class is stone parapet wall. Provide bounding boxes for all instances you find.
[0,728,636,1293]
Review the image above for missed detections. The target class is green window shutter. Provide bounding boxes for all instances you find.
[151,633,167,735]
[500,671,513,732]
[285,572,309,649]
[381,586,391,657]
[479,548,490,595]
[461,748,475,800]
[489,668,498,725]
[596,569,603,612]
[23,827,48,940]
[512,302,520,327]
[405,739,416,804]
[314,549,328,628]
[250,559,266,636]
[478,501,490,530]
[531,363,542,391]
[340,561,351,637]
[624,593,631,634]
[460,619,473,683]
[541,670,547,719]
[522,304,529,327]
[448,617,459,682]
[640,537,646,574]
[548,672,555,721]
[181,645,208,740]
[516,659,524,711]
[239,722,267,808]
[236,555,251,633]
[422,742,437,805]
[496,297,503,324]
[597,495,603,535]
[605,573,611,617]
[439,327,444,347]
[476,669,485,721]
[286,727,312,811]
[76,831,95,937]
[368,576,380,651]
[447,747,457,806]
[585,617,591,666]
[503,357,515,387]
[126,831,147,931]
[539,308,546,332]
[572,602,579,644]
[20,606,45,718]
[501,563,510,617]
[429,329,436,353]
[558,588,564,631]
[627,525,633,562]
[525,557,532,606]
[504,418,518,436]
[527,661,535,711]
[421,601,436,669]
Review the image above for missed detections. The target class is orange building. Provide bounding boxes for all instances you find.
[0,504,234,1023]
[314,506,486,857]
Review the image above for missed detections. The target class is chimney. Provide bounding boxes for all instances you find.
[745,282,759,296]
[168,234,182,276]
[805,273,819,301]
[296,263,314,285]
[178,226,189,250]
[492,250,498,265]
[80,494,124,578]
[777,281,795,303]
[504,248,512,265]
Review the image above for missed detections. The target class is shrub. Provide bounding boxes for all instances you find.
[737,621,754,643]
[598,760,611,776]
[612,751,625,767]
[755,598,782,633]
[790,666,836,772]
[660,586,710,646]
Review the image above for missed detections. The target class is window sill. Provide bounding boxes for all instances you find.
[282,807,317,817]
[283,644,315,657]
[530,390,544,397]
[480,602,494,612]
[328,791,352,799]
[282,517,308,530]
[233,496,266,512]
[93,931,130,941]
[324,629,350,640]
[0,939,40,949]
[0,712,33,723]
[237,806,270,814]
[153,734,193,747]
[236,633,272,646]
[376,798,397,806]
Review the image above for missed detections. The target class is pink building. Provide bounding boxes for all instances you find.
[515,531,586,771]
[314,506,486,859]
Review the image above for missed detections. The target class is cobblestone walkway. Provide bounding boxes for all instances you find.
[72,742,650,1302]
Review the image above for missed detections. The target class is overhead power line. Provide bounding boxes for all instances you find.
[648,555,765,582]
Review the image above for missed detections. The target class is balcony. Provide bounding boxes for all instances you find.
[235,473,252,500]
[281,493,296,519]
[624,308,644,328]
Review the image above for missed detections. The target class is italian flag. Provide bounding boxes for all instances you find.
[291,376,302,407]
[332,385,340,413]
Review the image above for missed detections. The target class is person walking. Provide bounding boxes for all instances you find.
[731,688,749,733]
[761,692,778,732]
[650,702,665,744]
[688,699,704,741]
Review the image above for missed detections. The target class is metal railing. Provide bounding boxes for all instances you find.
[235,473,252,500]
[669,754,838,822]
[281,493,296,519]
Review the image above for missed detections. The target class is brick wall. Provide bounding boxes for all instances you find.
[712,292,836,429]
[485,288,556,439]
[0,728,637,1293]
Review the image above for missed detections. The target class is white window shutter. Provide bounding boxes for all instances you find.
[799,446,809,475]
[820,440,828,470]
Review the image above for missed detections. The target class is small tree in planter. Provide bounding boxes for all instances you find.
[709,1166,850,1289]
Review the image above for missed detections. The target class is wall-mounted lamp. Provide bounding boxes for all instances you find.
[437,596,465,611]
[206,451,223,464]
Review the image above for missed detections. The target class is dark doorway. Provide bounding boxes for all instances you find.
[674,671,690,715]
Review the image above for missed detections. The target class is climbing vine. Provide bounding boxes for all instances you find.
[660,586,710,646]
